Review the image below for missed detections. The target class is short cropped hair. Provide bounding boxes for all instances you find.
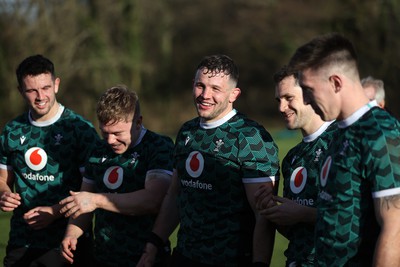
[97,85,140,125]
[273,65,298,85]
[16,55,56,89]
[288,33,358,76]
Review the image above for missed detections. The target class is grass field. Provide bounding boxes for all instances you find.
[0,129,301,265]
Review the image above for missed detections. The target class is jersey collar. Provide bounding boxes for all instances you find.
[303,120,335,143]
[200,109,237,129]
[338,100,378,129]
[29,104,65,127]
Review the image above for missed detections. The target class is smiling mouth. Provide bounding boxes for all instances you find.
[35,100,47,107]
[197,100,214,109]
[283,112,294,119]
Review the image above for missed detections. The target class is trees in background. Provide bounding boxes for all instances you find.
[0,0,399,135]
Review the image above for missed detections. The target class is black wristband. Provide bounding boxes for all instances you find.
[147,232,171,255]
[253,262,269,267]
[147,232,165,250]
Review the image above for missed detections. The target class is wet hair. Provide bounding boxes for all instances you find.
[196,54,239,86]
[16,55,55,89]
[97,85,140,125]
[288,33,358,74]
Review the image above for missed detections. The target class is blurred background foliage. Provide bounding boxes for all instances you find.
[0,0,399,136]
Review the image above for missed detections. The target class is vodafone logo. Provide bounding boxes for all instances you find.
[25,147,47,171]
[185,151,204,178]
[290,167,307,194]
[320,156,332,187]
[103,166,123,190]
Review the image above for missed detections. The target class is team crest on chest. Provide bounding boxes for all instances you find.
[314,148,322,162]
[25,147,48,171]
[130,152,140,165]
[103,166,124,189]
[290,167,307,194]
[54,133,63,145]
[185,151,204,178]
[213,139,224,152]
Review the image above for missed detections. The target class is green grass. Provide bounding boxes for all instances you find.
[0,129,301,265]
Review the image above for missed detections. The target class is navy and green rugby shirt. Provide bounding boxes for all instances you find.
[0,105,100,249]
[315,101,400,266]
[281,121,337,266]
[173,109,280,266]
[83,127,174,266]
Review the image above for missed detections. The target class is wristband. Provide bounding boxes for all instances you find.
[147,232,171,254]
[253,262,270,267]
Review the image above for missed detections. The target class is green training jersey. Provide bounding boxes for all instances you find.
[174,110,279,266]
[281,121,337,266]
[0,105,99,249]
[315,103,400,266]
[84,128,174,266]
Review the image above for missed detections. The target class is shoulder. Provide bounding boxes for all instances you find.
[359,108,399,140]
[1,113,29,133]
[176,117,200,136]
[230,113,274,141]
[144,130,174,147]
[61,108,97,130]
[181,117,199,129]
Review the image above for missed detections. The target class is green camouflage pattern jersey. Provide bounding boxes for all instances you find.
[281,121,337,266]
[173,110,279,266]
[83,127,173,266]
[0,105,99,249]
[316,102,400,266]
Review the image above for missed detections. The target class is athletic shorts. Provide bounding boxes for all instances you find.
[3,232,93,267]
[170,249,252,267]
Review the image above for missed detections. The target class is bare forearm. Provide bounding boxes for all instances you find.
[0,180,12,193]
[373,232,400,267]
[151,191,180,242]
[96,190,163,216]
[298,205,316,224]
[253,215,275,264]
[373,195,400,267]
[65,213,92,238]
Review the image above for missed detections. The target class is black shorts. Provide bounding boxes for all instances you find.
[3,233,93,267]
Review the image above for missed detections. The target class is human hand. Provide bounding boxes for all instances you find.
[136,243,158,267]
[0,191,21,212]
[259,196,302,225]
[23,206,56,230]
[254,184,276,211]
[60,235,78,264]
[59,191,97,219]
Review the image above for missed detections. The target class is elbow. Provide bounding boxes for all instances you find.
[148,202,162,214]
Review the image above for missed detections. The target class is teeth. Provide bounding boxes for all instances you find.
[201,102,212,106]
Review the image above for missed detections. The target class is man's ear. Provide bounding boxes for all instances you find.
[329,75,342,93]
[229,87,241,103]
[54,77,60,94]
